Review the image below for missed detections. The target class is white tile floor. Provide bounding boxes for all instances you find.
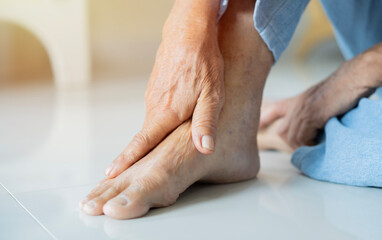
[1,54,382,239]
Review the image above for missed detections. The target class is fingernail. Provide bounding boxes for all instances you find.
[105,165,112,176]
[108,195,129,206]
[202,135,214,151]
[84,200,96,211]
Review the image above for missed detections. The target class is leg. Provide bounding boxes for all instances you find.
[203,0,274,182]
[80,0,273,219]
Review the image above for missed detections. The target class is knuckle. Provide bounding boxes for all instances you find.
[133,131,151,147]
[172,108,188,122]
[120,151,134,164]
[153,105,184,123]
[114,154,124,164]
[193,118,216,131]
[215,90,225,105]
[204,90,225,111]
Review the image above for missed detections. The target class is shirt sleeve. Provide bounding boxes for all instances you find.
[254,0,310,62]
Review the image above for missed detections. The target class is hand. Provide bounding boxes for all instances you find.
[260,47,382,149]
[105,0,224,178]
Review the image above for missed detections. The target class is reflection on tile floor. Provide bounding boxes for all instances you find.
[0,185,52,240]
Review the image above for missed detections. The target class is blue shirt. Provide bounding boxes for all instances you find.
[253,0,382,61]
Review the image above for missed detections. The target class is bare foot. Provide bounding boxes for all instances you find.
[80,119,259,219]
[80,0,273,219]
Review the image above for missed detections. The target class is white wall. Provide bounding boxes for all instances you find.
[0,0,175,82]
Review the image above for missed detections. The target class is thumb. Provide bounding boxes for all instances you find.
[191,91,224,155]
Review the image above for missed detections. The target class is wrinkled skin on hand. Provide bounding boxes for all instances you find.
[260,48,381,149]
[144,31,225,153]
[104,4,225,178]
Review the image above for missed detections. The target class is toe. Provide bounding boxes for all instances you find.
[103,187,150,220]
[80,180,111,208]
[82,186,123,216]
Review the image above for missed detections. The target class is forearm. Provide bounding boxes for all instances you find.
[323,42,382,101]
[358,42,382,88]
[163,0,221,42]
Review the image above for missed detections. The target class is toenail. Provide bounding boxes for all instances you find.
[108,195,129,206]
[202,135,214,151]
[85,200,97,209]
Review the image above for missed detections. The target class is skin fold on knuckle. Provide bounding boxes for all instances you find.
[200,83,224,108]
[114,154,125,165]
[146,118,169,137]
[132,131,151,149]
[197,57,223,87]
[210,91,225,111]
[173,105,193,123]
[120,150,139,165]
[193,117,216,135]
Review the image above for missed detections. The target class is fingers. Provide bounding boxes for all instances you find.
[278,112,301,149]
[294,122,317,147]
[105,114,179,179]
[279,115,317,149]
[191,89,224,154]
[259,101,287,129]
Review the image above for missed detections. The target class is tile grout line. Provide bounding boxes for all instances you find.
[0,182,59,240]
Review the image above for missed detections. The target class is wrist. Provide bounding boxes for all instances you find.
[359,47,382,88]
[163,0,220,42]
